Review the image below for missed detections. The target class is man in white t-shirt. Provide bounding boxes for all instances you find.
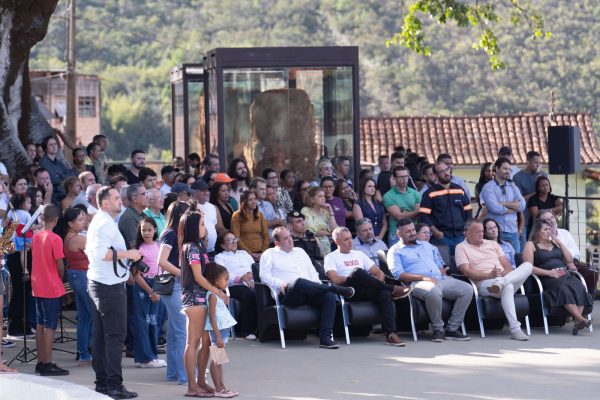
[191,179,217,256]
[324,227,411,346]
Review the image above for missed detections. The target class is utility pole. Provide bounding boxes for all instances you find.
[65,0,76,160]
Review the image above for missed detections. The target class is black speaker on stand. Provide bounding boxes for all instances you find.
[547,125,581,230]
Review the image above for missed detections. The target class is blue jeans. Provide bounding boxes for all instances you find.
[68,269,94,361]
[431,234,464,256]
[501,231,521,253]
[157,301,167,338]
[160,279,187,384]
[132,277,159,364]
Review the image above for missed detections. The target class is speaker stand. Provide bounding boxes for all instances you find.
[564,173,570,230]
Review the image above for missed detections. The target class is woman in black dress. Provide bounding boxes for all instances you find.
[522,219,592,334]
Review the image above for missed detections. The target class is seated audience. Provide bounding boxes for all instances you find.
[214,231,257,340]
[292,179,310,211]
[321,177,346,228]
[262,168,293,214]
[538,210,598,294]
[522,219,593,334]
[383,166,421,245]
[483,218,516,269]
[455,220,533,341]
[286,210,323,261]
[211,181,235,232]
[301,187,338,256]
[527,176,562,235]
[353,177,387,241]
[389,219,473,342]
[231,190,269,261]
[325,227,410,346]
[259,227,355,349]
[334,179,356,233]
[352,218,388,267]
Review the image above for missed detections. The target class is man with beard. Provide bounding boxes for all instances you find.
[480,157,526,252]
[419,162,472,255]
[352,218,388,267]
[389,218,473,342]
[227,158,251,204]
[125,150,146,184]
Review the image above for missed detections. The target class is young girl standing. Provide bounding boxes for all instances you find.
[132,217,166,368]
[204,262,238,398]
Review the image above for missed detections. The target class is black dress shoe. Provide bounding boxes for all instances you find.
[95,384,108,395]
[107,385,138,399]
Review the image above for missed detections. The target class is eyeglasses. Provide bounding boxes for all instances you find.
[225,238,238,244]
[418,230,432,236]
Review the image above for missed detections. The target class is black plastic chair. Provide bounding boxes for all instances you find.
[252,263,325,348]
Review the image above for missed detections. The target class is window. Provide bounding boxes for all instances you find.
[78,96,96,118]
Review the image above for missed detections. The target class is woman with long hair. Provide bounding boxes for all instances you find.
[26,187,44,212]
[210,182,235,233]
[527,176,563,234]
[230,190,269,262]
[292,179,310,211]
[214,230,257,340]
[179,202,227,397]
[334,179,356,233]
[522,218,593,334]
[58,207,94,365]
[301,186,338,256]
[483,218,516,269]
[352,177,387,241]
[157,201,189,385]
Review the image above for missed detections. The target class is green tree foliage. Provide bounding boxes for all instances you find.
[29,0,599,160]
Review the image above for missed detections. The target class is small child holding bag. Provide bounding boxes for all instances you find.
[204,262,238,398]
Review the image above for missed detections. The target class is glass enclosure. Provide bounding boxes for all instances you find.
[172,47,359,181]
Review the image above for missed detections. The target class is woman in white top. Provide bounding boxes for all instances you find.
[214,230,257,340]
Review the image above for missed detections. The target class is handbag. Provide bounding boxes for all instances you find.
[153,273,175,295]
[209,345,229,365]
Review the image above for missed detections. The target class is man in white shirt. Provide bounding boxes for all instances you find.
[260,227,354,349]
[191,179,217,256]
[538,210,598,294]
[85,186,142,398]
[85,183,101,219]
[325,227,410,346]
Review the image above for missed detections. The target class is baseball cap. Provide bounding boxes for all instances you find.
[190,179,209,191]
[171,182,194,195]
[213,173,234,183]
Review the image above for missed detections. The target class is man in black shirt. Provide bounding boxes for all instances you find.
[125,150,146,184]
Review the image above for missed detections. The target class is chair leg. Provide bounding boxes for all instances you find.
[461,322,466,336]
[341,301,351,345]
[275,305,286,349]
[228,302,236,340]
[474,297,485,338]
[588,313,593,333]
[408,296,417,342]
[524,315,531,336]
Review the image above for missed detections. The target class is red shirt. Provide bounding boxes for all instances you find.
[31,230,65,298]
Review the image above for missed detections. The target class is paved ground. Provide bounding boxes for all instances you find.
[3,306,600,400]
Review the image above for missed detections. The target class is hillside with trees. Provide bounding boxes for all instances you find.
[29,0,599,161]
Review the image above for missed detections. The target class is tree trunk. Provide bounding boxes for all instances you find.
[0,0,59,176]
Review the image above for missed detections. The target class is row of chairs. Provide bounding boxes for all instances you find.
[228,247,593,348]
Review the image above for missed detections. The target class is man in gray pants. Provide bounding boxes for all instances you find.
[388,218,473,342]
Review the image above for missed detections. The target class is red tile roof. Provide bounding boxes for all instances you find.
[360,113,600,166]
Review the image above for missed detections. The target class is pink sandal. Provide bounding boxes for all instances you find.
[214,389,237,398]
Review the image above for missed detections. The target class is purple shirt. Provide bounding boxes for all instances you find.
[327,196,346,227]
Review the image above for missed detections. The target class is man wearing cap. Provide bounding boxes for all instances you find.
[191,179,218,257]
[159,166,176,195]
[286,210,323,261]
[171,182,193,202]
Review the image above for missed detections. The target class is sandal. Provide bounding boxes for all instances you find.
[214,389,237,398]
[0,363,18,374]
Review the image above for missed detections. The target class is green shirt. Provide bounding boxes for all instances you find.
[144,208,166,237]
[383,186,421,240]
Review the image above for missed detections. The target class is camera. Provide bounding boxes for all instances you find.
[129,256,150,274]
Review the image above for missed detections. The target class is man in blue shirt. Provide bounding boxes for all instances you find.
[388,218,473,342]
[480,157,526,252]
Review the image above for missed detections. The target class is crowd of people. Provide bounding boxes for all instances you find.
[0,135,597,398]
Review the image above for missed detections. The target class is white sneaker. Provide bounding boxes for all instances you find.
[510,329,529,341]
[244,334,257,341]
[139,359,167,368]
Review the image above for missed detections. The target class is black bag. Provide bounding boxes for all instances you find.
[153,273,175,295]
